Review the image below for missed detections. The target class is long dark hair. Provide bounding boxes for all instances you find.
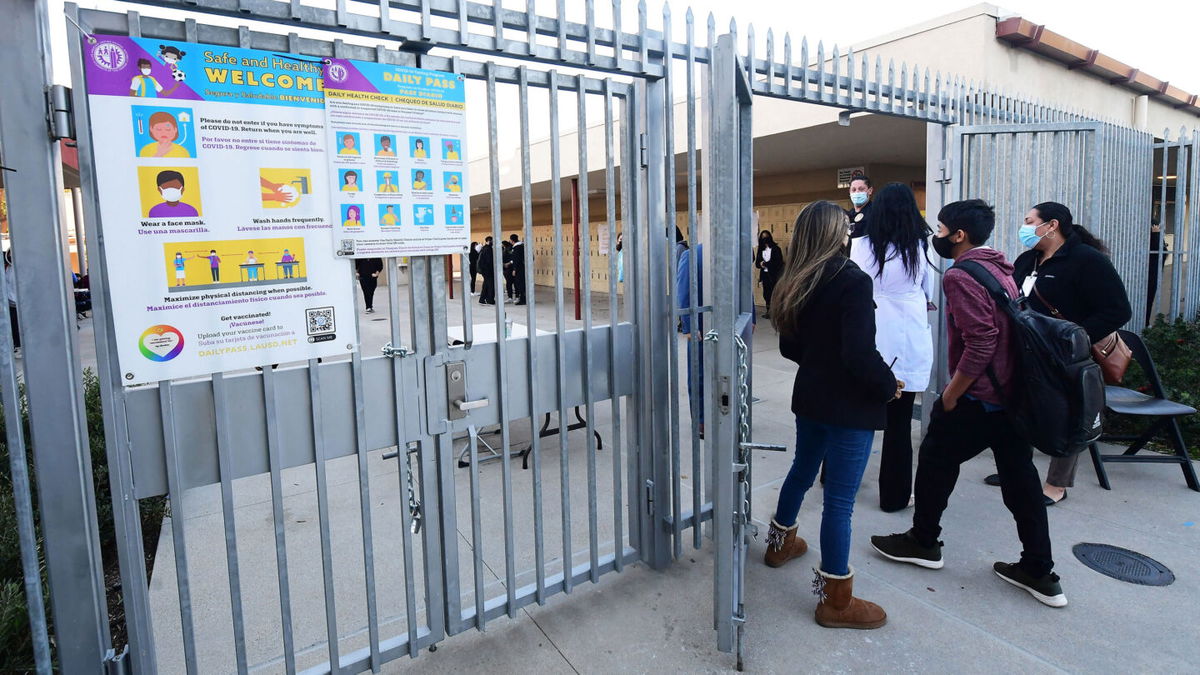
[1034,201,1109,255]
[863,182,930,281]
[771,201,849,335]
[757,230,776,253]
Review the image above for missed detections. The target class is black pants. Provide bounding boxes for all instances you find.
[469,266,478,293]
[879,391,916,511]
[480,273,495,304]
[513,269,526,302]
[762,273,778,312]
[504,270,515,299]
[9,305,18,349]
[912,398,1053,578]
[358,275,378,310]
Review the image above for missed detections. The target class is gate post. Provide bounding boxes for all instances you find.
[0,0,111,669]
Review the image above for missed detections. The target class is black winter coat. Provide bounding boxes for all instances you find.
[478,244,495,276]
[778,257,897,430]
[1012,234,1132,343]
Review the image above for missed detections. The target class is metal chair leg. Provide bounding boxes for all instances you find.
[1090,442,1111,490]
[1167,417,1200,492]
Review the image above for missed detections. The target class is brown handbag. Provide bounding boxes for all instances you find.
[1032,286,1132,385]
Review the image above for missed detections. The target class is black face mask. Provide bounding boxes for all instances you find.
[931,233,956,259]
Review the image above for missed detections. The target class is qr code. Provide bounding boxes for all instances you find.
[306,307,336,335]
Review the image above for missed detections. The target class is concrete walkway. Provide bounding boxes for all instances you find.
[131,279,1200,673]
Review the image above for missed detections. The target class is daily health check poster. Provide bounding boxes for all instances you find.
[321,59,470,257]
[81,37,357,385]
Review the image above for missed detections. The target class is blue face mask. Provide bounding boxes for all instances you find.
[1019,224,1043,248]
[850,191,869,207]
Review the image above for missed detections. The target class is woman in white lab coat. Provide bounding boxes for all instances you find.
[849,183,936,512]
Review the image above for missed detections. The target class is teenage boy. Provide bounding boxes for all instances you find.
[870,199,1065,608]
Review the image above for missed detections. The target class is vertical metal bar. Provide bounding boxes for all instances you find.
[525,0,536,55]
[782,31,792,96]
[685,13,703,551]
[458,0,470,45]
[662,1,683,563]
[638,0,648,72]
[485,62,519,616]
[612,0,624,68]
[492,0,504,51]
[765,28,775,94]
[261,368,297,673]
[620,83,642,556]
[517,65,546,603]
[467,425,486,629]
[577,75,601,582]
[1155,129,1171,321]
[346,289,381,671]
[307,361,341,671]
[159,383,199,674]
[211,375,249,675]
[1171,128,1189,317]
[557,0,568,59]
[585,0,596,64]
[0,3,110,669]
[815,41,825,102]
[799,35,809,100]
[384,261,420,657]
[549,72,574,593]
[603,80,625,571]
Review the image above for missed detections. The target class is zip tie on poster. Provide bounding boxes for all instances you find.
[65,13,97,45]
[272,53,328,65]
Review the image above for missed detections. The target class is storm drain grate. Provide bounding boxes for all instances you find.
[1072,543,1175,586]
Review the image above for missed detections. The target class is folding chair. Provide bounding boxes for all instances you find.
[1089,329,1200,492]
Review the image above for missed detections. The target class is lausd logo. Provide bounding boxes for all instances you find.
[326,62,348,84]
[139,325,185,362]
[91,41,129,72]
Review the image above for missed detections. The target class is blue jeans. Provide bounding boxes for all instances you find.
[773,415,875,576]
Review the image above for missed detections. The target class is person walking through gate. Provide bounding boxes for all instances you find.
[850,183,936,512]
[478,237,496,305]
[355,258,383,314]
[980,201,1131,505]
[501,239,516,302]
[763,200,900,630]
[510,234,528,305]
[468,241,480,295]
[754,230,783,319]
[1147,218,1167,324]
[871,199,1066,608]
[5,252,18,352]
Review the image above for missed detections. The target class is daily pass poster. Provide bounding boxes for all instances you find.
[322,59,471,257]
[82,36,361,384]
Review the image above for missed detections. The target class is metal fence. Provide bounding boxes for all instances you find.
[1,0,1197,673]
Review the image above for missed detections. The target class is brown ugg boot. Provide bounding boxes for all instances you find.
[812,567,887,629]
[764,519,808,568]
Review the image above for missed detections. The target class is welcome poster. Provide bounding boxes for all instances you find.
[81,36,357,385]
[322,59,471,257]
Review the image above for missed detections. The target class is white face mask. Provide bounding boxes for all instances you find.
[141,68,152,76]
[160,187,183,202]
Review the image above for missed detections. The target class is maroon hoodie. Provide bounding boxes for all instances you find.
[943,247,1018,406]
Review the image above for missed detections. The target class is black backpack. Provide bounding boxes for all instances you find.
[955,261,1105,457]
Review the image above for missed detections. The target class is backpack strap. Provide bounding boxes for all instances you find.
[950,259,1013,408]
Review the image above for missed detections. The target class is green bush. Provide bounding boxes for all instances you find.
[1109,314,1200,458]
[0,369,166,672]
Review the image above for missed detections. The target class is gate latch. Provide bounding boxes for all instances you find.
[446,360,488,420]
[381,342,411,358]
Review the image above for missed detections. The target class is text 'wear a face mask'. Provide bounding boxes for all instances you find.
[160,187,183,202]
[850,191,869,207]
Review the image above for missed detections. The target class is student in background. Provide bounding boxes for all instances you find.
[510,234,528,305]
[850,182,935,512]
[754,229,783,319]
[764,200,899,630]
[478,237,496,305]
[468,242,480,295]
[871,199,1065,609]
[355,258,383,314]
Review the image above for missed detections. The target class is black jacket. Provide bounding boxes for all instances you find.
[469,246,479,272]
[354,258,383,276]
[512,241,526,274]
[755,242,783,282]
[846,201,872,238]
[778,258,897,430]
[478,244,495,276]
[1012,234,1132,343]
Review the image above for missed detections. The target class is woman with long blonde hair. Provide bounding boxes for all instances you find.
[764,200,900,630]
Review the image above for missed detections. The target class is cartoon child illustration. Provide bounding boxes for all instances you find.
[412,138,427,159]
[341,170,360,192]
[381,204,399,227]
[412,170,428,191]
[149,170,199,218]
[195,249,220,282]
[378,172,399,193]
[343,205,362,228]
[245,251,259,281]
[378,135,395,157]
[173,252,187,286]
[339,134,359,156]
[129,58,182,98]
[139,111,191,158]
[445,173,462,193]
[443,140,460,160]
[158,45,187,82]
[279,249,297,278]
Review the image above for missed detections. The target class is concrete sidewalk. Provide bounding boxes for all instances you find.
[136,281,1200,673]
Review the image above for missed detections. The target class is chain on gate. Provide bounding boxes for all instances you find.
[382,442,423,534]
